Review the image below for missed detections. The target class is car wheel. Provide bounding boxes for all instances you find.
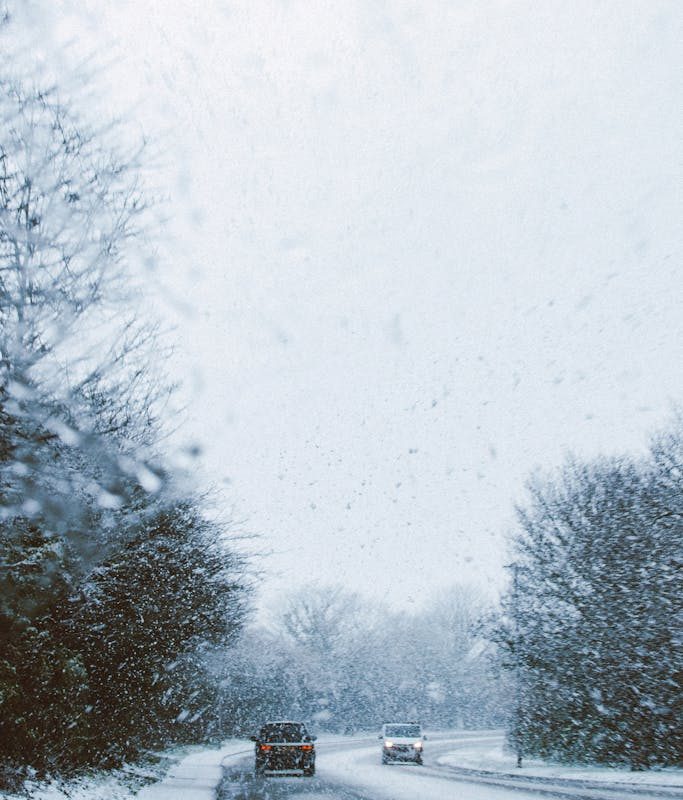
[416,755,423,765]
[303,765,315,777]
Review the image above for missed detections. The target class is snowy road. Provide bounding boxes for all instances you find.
[217,732,683,800]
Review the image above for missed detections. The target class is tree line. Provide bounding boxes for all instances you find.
[495,418,682,769]
[0,13,250,789]
[213,583,507,737]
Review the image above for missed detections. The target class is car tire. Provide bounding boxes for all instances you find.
[304,765,315,777]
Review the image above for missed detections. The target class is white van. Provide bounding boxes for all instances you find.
[379,722,425,764]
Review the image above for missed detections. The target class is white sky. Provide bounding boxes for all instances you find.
[27,0,683,613]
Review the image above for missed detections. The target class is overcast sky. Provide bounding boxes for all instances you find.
[33,0,682,614]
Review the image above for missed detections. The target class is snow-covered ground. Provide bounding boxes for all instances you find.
[0,770,150,800]
[437,739,683,788]
[0,741,249,800]
[5,733,683,799]
[136,740,251,800]
[312,733,683,800]
[315,735,506,800]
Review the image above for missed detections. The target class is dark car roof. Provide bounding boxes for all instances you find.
[262,720,306,725]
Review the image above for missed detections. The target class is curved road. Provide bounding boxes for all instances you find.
[217,732,683,800]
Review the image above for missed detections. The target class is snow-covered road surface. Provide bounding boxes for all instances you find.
[218,732,683,800]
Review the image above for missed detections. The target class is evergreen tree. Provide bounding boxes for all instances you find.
[498,435,682,768]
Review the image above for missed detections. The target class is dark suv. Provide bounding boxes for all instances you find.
[250,721,316,776]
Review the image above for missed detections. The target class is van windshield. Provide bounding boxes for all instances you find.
[385,724,421,737]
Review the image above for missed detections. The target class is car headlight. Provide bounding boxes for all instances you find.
[384,740,394,748]
[414,741,423,749]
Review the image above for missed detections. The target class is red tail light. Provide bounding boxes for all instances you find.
[259,744,272,751]
[300,744,313,750]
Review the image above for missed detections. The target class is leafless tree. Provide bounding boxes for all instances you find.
[0,46,178,537]
[279,584,364,656]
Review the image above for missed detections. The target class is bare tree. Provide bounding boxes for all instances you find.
[279,584,364,657]
[0,54,175,530]
[0,80,143,373]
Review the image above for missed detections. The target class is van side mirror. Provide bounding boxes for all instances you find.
[378,734,383,739]
[249,735,258,742]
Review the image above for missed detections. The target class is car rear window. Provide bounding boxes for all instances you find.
[260,723,307,742]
